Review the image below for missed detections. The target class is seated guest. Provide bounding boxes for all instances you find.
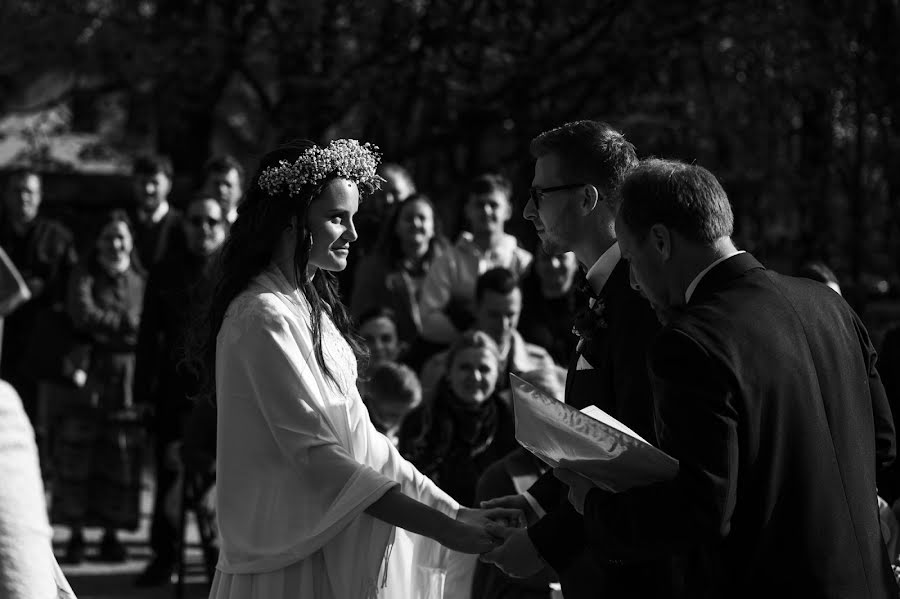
[200,155,244,225]
[362,360,423,451]
[408,330,518,506]
[0,169,76,423]
[56,210,146,564]
[408,330,520,598]
[419,173,532,345]
[518,249,580,366]
[133,194,227,586]
[472,367,566,599]
[357,306,406,367]
[351,193,449,345]
[420,267,554,404]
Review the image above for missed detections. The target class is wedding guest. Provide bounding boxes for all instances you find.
[419,173,532,345]
[546,159,897,597]
[0,169,76,422]
[133,194,227,586]
[130,153,184,268]
[55,210,146,564]
[0,380,75,599]
[201,155,244,225]
[185,139,517,599]
[351,193,449,344]
[518,249,580,365]
[419,267,554,404]
[408,330,520,599]
[472,367,566,599]
[362,360,423,451]
[357,306,405,366]
[339,162,416,300]
[481,121,669,599]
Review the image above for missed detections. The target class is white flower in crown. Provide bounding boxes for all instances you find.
[257,139,385,197]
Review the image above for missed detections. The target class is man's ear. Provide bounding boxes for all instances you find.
[649,224,672,261]
[579,185,600,215]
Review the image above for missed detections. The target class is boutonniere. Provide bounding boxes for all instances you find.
[572,297,608,345]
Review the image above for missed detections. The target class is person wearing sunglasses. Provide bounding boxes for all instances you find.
[133,194,227,586]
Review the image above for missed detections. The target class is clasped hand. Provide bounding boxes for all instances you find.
[445,507,526,554]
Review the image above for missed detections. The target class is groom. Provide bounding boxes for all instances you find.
[481,121,679,598]
[553,159,898,597]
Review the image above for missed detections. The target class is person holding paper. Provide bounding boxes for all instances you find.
[482,121,676,598]
[552,159,897,597]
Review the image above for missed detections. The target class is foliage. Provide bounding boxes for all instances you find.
[1,0,899,285]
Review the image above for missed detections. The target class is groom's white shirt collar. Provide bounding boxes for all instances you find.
[585,242,621,296]
[684,250,745,303]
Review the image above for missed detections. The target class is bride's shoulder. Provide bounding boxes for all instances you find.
[224,287,296,330]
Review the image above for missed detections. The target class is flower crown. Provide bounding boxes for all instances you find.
[257,139,384,198]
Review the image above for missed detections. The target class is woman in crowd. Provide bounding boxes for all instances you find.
[55,210,146,564]
[351,193,449,345]
[188,139,516,599]
[518,249,579,366]
[408,330,518,507]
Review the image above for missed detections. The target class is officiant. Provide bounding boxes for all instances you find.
[549,159,898,597]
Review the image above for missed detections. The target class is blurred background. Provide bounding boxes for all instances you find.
[3,1,900,314]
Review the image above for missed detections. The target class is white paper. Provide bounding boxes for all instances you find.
[510,373,678,492]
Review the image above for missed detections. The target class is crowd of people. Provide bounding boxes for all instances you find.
[1,119,900,599]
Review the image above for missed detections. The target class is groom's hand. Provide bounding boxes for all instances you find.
[480,493,538,526]
[553,467,595,514]
[457,507,526,531]
[480,524,545,578]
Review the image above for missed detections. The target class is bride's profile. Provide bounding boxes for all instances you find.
[188,139,519,599]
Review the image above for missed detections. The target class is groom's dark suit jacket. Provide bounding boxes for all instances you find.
[580,253,898,598]
[525,259,681,598]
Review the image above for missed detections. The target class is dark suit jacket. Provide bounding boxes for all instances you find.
[525,259,675,598]
[580,253,898,598]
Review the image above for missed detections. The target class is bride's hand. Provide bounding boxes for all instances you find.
[437,507,525,554]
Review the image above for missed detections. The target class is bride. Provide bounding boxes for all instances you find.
[189,139,519,599]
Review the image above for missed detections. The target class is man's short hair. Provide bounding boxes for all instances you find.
[133,153,174,179]
[530,120,638,200]
[367,361,422,408]
[468,173,512,202]
[476,267,519,303]
[618,159,734,244]
[203,154,244,182]
[5,168,41,191]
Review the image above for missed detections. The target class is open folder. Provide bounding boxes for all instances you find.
[510,373,679,493]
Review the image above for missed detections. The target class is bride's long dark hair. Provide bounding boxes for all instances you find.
[185,140,367,404]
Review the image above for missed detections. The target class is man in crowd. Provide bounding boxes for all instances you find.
[201,155,244,226]
[419,267,554,403]
[130,154,184,269]
[526,159,897,596]
[481,121,671,598]
[134,194,227,586]
[419,173,532,345]
[0,169,76,422]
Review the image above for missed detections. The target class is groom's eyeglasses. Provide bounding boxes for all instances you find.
[529,183,587,210]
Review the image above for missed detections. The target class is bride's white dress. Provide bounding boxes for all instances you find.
[209,266,459,599]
